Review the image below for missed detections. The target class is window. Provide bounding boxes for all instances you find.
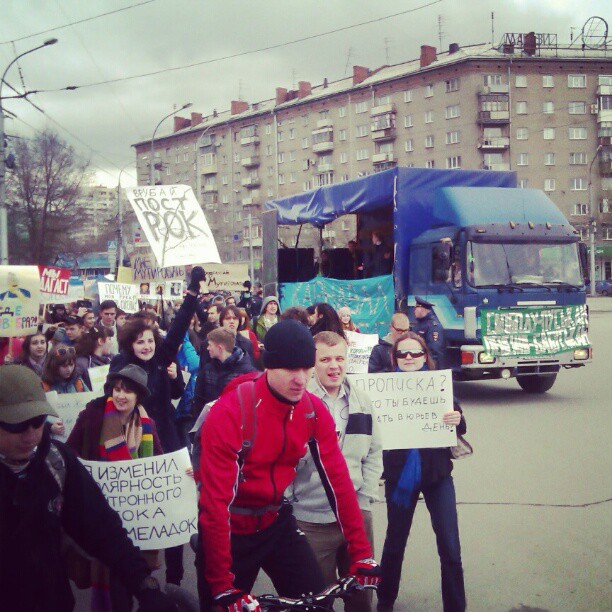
[446,130,460,144]
[166,166,171,176]
[302,137,309,149]
[516,101,527,114]
[446,156,461,169]
[234,152,240,163]
[267,166,274,177]
[516,127,529,140]
[425,84,434,98]
[355,101,369,114]
[404,114,413,128]
[542,75,554,88]
[601,96,612,111]
[355,124,368,138]
[405,139,414,152]
[339,129,347,141]
[319,110,329,119]
[568,101,586,115]
[175,155,180,163]
[601,198,611,213]
[356,148,369,161]
[604,227,612,241]
[265,124,272,135]
[202,152,215,166]
[445,78,460,92]
[290,172,296,183]
[221,194,229,204]
[569,127,587,140]
[484,74,502,86]
[277,131,284,142]
[544,179,556,192]
[303,180,311,191]
[568,74,586,88]
[424,110,434,124]
[404,89,413,103]
[222,174,229,185]
[425,135,434,148]
[289,151,296,161]
[517,153,529,166]
[518,179,529,188]
[302,159,310,171]
[426,160,435,169]
[277,152,284,163]
[445,104,460,119]
[265,145,272,156]
[543,128,555,140]
[267,187,274,197]
[278,174,285,185]
[570,152,588,165]
[340,152,348,164]
[543,101,554,114]
[570,178,587,191]
[515,75,527,88]
[572,203,589,215]
[289,129,296,140]
[376,94,391,105]
[338,106,347,118]
[545,152,556,165]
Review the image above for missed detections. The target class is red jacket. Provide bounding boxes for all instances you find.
[199,373,372,596]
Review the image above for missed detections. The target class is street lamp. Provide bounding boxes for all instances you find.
[0,37,58,264]
[195,124,215,203]
[150,102,192,186]
[115,161,135,272]
[588,144,603,297]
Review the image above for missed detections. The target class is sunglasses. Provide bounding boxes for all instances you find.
[0,415,47,434]
[395,349,425,359]
[56,346,76,357]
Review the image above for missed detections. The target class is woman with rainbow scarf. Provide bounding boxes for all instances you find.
[67,364,163,611]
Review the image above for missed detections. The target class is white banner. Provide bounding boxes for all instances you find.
[88,364,110,396]
[81,448,198,550]
[125,185,220,268]
[99,282,140,313]
[348,370,456,450]
[47,391,96,443]
[345,331,379,374]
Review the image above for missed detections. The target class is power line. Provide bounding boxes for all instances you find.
[45,0,443,92]
[0,0,161,46]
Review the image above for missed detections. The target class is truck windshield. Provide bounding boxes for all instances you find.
[467,241,583,287]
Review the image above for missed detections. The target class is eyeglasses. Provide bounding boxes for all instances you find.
[56,346,76,357]
[391,325,409,334]
[0,415,47,434]
[395,349,425,359]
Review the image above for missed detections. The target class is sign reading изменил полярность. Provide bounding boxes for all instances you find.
[480,305,590,357]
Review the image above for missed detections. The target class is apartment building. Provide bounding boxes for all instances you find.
[72,184,116,244]
[132,35,612,280]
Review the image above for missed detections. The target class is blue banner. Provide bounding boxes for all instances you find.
[279,275,394,336]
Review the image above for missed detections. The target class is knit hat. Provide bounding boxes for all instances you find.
[262,319,316,370]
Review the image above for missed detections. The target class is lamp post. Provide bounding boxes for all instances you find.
[195,124,215,204]
[149,102,192,186]
[115,162,134,272]
[588,144,603,296]
[0,38,58,264]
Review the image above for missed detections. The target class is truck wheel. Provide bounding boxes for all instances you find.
[516,373,557,394]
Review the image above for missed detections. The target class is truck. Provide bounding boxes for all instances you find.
[262,167,591,394]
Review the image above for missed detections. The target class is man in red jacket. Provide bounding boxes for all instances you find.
[198,319,380,612]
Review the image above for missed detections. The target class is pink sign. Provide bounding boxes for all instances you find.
[39,266,71,296]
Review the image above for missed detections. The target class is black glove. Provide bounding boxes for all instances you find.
[136,587,178,611]
[188,266,207,293]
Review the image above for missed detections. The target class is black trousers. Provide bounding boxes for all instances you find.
[196,504,327,611]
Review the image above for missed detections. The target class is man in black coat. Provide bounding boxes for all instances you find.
[368,312,411,373]
[411,296,446,369]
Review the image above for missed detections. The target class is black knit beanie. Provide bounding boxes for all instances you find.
[262,319,316,370]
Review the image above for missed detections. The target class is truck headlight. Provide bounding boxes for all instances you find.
[478,352,496,364]
[573,348,590,360]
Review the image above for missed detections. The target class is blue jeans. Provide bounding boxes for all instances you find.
[378,475,465,612]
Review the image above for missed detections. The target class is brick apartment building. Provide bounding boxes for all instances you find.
[132,35,612,281]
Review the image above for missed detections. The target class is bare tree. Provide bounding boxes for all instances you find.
[7,130,90,264]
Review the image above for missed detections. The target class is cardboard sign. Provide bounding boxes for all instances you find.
[125,185,220,268]
[0,265,40,336]
[345,331,379,374]
[40,276,85,304]
[88,364,110,396]
[348,370,456,450]
[81,449,198,550]
[39,266,71,296]
[47,391,97,443]
[98,282,140,313]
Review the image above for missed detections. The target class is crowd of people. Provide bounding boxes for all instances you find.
[0,266,466,612]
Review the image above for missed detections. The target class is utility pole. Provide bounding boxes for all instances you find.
[588,144,603,295]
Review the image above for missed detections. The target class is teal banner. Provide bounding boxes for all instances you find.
[279,275,394,336]
[480,305,590,357]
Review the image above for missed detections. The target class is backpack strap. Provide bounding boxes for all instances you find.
[236,381,258,477]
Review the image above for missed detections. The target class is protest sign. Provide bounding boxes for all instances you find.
[99,282,140,313]
[40,276,85,304]
[47,391,96,443]
[203,263,249,293]
[0,266,40,336]
[125,185,221,268]
[88,364,110,396]
[81,448,198,550]
[345,331,379,374]
[481,305,590,357]
[165,281,184,299]
[349,370,456,450]
[39,266,71,297]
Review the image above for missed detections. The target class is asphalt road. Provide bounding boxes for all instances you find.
[73,298,612,611]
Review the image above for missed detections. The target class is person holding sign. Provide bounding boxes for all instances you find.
[376,332,466,612]
[75,325,114,390]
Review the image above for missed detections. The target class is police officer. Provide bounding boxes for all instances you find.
[411,296,445,368]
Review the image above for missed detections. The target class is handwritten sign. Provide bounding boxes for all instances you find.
[345,331,378,374]
[203,263,249,293]
[125,185,220,268]
[88,364,110,396]
[99,282,140,313]
[348,370,456,450]
[39,266,71,296]
[81,449,198,550]
[47,391,97,443]
[0,265,40,336]
[40,276,85,304]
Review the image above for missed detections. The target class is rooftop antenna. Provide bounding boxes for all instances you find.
[384,37,392,64]
[344,47,353,76]
[437,16,445,50]
[491,11,495,47]
[238,79,243,101]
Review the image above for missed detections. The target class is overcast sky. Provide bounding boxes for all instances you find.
[1,0,609,187]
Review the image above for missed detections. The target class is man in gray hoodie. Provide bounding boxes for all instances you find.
[287,331,383,612]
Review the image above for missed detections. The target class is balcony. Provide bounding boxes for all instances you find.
[316,118,333,129]
[599,159,612,177]
[241,135,260,146]
[201,163,217,175]
[481,163,510,171]
[202,183,218,193]
[478,83,509,94]
[243,237,263,248]
[312,125,334,153]
[241,156,260,168]
[477,110,510,125]
[371,127,397,142]
[313,140,334,153]
[372,153,395,165]
[477,137,510,150]
[370,103,396,116]
[242,192,261,207]
[241,175,261,188]
[315,163,334,173]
